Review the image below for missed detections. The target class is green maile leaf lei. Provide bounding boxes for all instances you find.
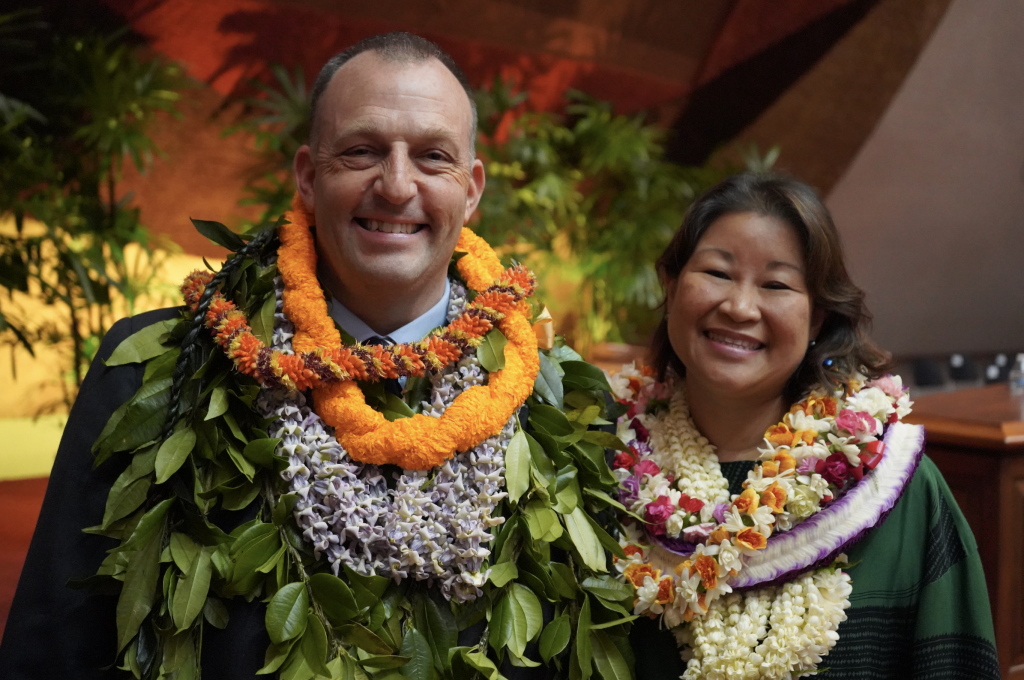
[87,227,634,679]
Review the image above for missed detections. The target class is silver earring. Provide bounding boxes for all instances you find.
[809,340,817,348]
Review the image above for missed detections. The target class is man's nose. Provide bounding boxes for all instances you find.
[720,283,761,322]
[374,150,418,205]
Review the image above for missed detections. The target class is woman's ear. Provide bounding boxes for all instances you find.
[663,274,678,312]
[810,307,826,343]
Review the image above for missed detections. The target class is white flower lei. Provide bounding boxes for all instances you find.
[672,567,852,680]
[258,275,513,602]
[609,364,916,678]
[646,389,731,507]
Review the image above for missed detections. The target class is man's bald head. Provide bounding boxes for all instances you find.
[308,32,477,155]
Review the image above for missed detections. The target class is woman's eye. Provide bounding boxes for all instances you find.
[705,270,730,280]
[763,281,792,291]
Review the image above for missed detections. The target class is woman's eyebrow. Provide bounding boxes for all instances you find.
[694,246,733,260]
[767,260,803,273]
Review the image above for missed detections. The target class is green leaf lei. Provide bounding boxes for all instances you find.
[86,224,635,679]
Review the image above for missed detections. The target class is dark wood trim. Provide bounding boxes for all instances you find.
[907,383,1024,678]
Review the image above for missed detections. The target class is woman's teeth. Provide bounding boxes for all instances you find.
[705,331,763,350]
[359,219,422,234]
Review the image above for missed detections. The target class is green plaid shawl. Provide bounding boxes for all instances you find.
[630,456,1000,679]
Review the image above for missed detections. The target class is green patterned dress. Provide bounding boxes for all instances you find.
[629,456,1001,679]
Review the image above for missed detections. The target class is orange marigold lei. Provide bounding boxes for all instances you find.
[183,246,536,396]
[184,194,540,469]
[184,264,535,394]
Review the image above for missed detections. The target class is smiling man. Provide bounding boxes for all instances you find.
[295,37,486,338]
[0,32,625,680]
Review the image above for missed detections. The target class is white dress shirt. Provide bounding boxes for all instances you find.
[327,278,451,345]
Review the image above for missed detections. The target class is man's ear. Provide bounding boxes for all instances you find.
[462,158,486,224]
[293,144,316,212]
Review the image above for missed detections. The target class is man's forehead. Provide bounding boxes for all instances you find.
[327,53,469,115]
[330,117,462,144]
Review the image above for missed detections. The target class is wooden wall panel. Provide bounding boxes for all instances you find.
[1001,458,1024,677]
[927,445,1001,606]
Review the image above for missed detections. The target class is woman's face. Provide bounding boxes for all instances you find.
[666,211,822,403]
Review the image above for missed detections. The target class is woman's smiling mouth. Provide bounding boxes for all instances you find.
[704,329,765,351]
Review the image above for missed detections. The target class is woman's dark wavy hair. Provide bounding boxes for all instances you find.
[649,172,892,401]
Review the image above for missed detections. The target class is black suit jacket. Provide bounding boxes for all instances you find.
[0,309,271,678]
[0,308,553,679]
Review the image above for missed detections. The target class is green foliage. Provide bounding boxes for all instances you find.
[0,10,189,407]
[90,239,638,677]
[224,64,310,233]
[474,76,778,350]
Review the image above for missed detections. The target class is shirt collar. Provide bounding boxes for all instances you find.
[328,278,451,345]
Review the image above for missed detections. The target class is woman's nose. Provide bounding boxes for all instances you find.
[374,150,418,205]
[720,283,761,322]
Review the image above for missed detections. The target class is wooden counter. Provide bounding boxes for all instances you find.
[906,383,1024,678]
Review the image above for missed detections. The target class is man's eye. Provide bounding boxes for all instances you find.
[424,151,448,162]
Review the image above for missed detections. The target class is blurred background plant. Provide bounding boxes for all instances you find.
[223,64,310,234]
[474,77,780,353]
[0,9,189,409]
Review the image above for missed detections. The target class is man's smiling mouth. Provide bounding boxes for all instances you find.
[355,218,425,234]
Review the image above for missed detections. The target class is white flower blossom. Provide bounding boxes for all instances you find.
[634,575,666,616]
[787,409,833,434]
[715,539,743,576]
[723,507,748,534]
[827,433,863,466]
[845,386,896,420]
[895,393,913,419]
[675,570,704,614]
[748,505,776,536]
[798,472,831,499]
[606,361,647,401]
[786,486,821,520]
[790,440,830,462]
[665,510,687,538]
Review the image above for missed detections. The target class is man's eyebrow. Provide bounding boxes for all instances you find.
[335,120,383,138]
[335,121,460,144]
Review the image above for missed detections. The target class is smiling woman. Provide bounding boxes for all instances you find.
[612,173,1000,679]
[650,174,890,408]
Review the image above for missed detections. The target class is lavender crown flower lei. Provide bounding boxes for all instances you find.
[258,275,514,603]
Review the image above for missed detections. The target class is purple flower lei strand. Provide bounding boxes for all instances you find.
[256,274,511,602]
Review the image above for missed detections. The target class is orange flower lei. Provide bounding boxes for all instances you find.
[270,195,538,470]
[183,246,536,394]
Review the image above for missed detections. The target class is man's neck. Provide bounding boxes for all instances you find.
[684,377,787,463]
[321,267,449,338]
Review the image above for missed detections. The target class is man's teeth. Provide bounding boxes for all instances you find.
[706,331,762,350]
[361,219,421,234]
